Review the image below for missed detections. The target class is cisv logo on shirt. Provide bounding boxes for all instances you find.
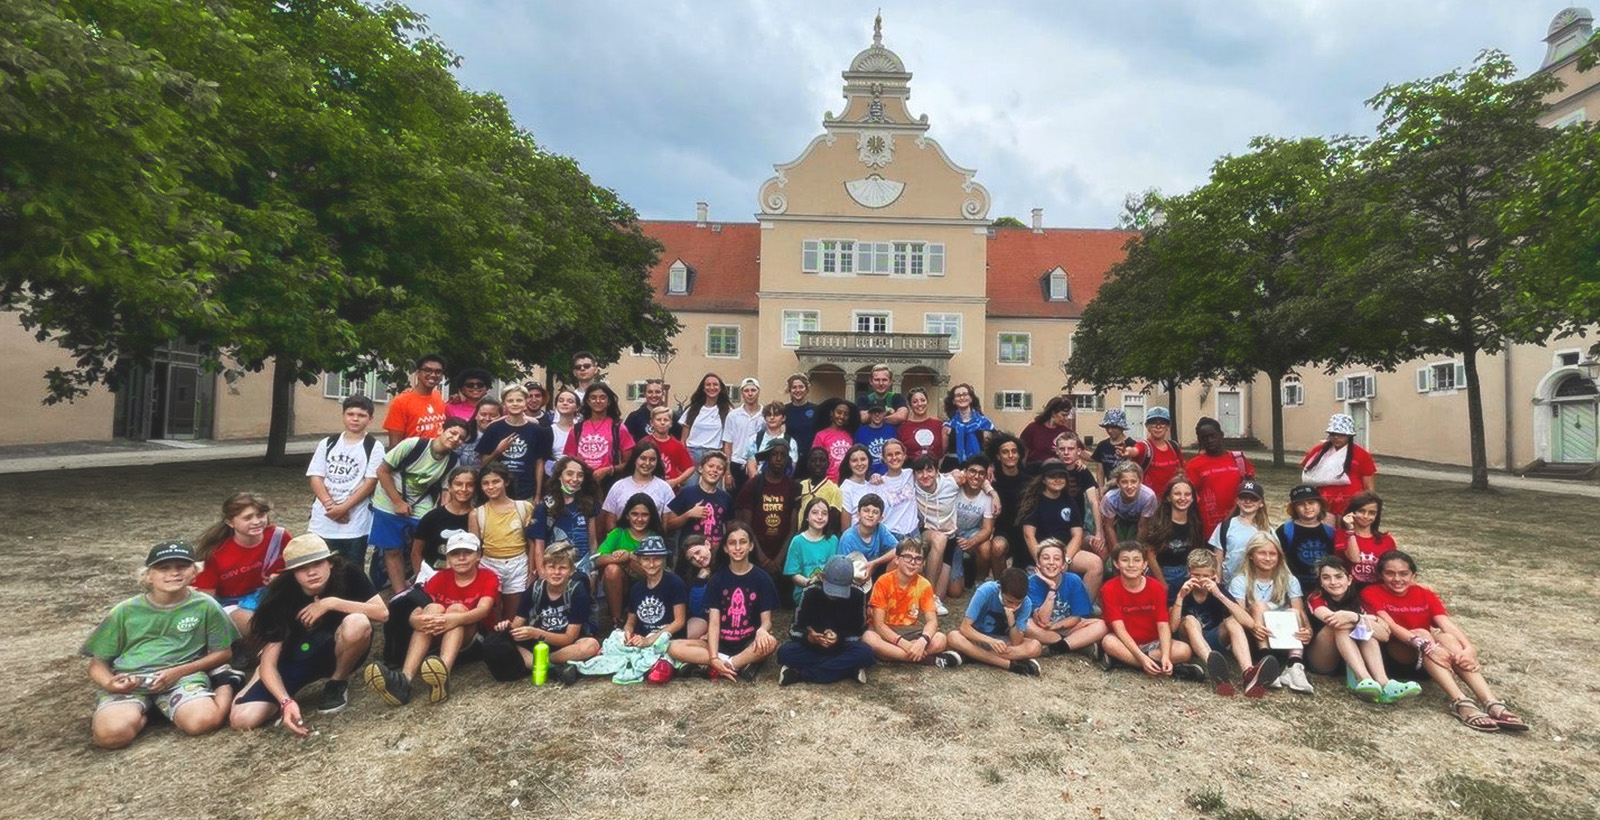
[176,616,200,633]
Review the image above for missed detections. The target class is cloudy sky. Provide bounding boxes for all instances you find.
[403,0,1571,227]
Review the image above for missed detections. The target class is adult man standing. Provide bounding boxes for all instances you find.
[856,365,908,425]
[383,354,448,448]
[625,379,680,441]
[784,374,818,476]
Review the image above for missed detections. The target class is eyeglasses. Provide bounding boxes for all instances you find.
[897,554,925,563]
[463,381,487,388]
[419,367,445,375]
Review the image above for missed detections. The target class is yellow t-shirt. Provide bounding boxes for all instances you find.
[795,478,845,531]
[477,501,532,560]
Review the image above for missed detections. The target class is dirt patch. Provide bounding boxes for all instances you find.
[1,460,1597,819]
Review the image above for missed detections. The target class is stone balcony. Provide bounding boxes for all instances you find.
[794,331,953,385]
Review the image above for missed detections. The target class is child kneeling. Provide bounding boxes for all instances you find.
[778,556,875,685]
[946,568,1044,676]
[365,532,499,705]
[82,541,239,749]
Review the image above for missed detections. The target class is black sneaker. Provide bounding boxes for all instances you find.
[363,661,411,706]
[316,678,350,713]
[681,663,710,680]
[1090,643,1112,672]
[933,650,964,669]
[1008,658,1043,677]
[736,662,761,683]
[1047,639,1073,656]
[1173,662,1207,682]
[557,663,580,688]
[210,667,247,693]
[778,665,801,687]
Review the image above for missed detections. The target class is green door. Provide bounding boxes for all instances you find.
[1554,401,1598,463]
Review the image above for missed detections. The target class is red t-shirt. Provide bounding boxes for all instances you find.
[563,418,636,471]
[1360,583,1446,632]
[422,567,502,615]
[1101,575,1169,645]
[897,418,946,463]
[1133,439,1185,494]
[650,435,695,481]
[1301,443,1377,516]
[1185,451,1254,539]
[194,526,290,601]
[1346,531,1395,584]
[383,390,446,440]
[1020,421,1071,464]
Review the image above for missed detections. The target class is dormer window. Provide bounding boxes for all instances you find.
[668,260,691,294]
[1044,267,1070,301]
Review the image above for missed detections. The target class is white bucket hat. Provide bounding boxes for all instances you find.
[1326,413,1356,436]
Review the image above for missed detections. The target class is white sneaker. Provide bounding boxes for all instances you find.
[1285,662,1315,694]
[1267,670,1285,689]
[934,597,949,616]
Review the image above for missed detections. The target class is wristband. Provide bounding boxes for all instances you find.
[896,636,905,646]
[280,696,294,708]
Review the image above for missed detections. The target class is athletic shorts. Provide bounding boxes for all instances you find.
[96,671,214,719]
[369,507,418,551]
[480,554,529,595]
[237,632,348,705]
[893,624,928,641]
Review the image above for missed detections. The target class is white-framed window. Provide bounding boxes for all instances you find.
[1281,375,1304,407]
[853,311,891,334]
[1556,350,1583,368]
[782,309,820,348]
[802,240,820,273]
[1416,361,1466,394]
[323,371,391,403]
[667,261,689,294]
[892,241,932,276]
[995,390,1032,412]
[818,240,855,274]
[1335,373,1376,401]
[855,241,892,275]
[997,332,1031,365]
[923,313,962,351]
[928,243,944,276]
[706,325,741,358]
[625,381,649,402]
[1047,268,1070,301]
[1070,393,1106,412]
[1553,108,1587,129]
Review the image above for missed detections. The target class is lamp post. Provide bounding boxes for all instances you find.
[1580,357,1600,383]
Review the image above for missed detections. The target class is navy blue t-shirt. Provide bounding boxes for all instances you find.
[785,402,818,464]
[627,572,689,637]
[1276,521,1338,591]
[705,566,778,650]
[1027,493,1084,543]
[1179,587,1234,632]
[515,581,594,638]
[668,483,734,549]
[476,419,552,499]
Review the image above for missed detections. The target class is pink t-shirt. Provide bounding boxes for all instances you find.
[563,418,636,471]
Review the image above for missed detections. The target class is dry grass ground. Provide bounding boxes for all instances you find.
[1,459,1597,820]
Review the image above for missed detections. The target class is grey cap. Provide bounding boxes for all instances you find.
[821,555,856,598]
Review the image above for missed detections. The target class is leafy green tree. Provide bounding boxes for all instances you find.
[990,216,1027,229]
[1329,50,1563,489]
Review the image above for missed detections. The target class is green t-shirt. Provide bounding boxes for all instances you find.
[373,437,452,518]
[597,528,645,556]
[80,590,238,675]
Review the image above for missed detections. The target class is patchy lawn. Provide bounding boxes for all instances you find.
[0,459,1595,820]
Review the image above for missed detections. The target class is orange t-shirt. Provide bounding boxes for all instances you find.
[868,570,936,627]
[383,390,446,440]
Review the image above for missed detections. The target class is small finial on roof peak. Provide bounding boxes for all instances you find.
[873,10,882,45]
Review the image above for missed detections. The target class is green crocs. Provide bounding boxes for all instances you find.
[1351,677,1384,702]
[1378,678,1422,703]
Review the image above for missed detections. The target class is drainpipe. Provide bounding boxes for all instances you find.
[1504,345,1515,472]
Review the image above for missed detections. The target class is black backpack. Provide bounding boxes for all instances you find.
[394,437,461,505]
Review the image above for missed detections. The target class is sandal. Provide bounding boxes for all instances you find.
[1449,698,1499,733]
[1483,700,1530,732]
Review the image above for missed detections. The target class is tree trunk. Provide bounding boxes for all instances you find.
[1462,346,1490,490]
[1166,378,1179,434]
[1268,371,1285,467]
[266,356,297,466]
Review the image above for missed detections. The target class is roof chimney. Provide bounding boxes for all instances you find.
[1031,208,1044,234]
[695,201,708,227]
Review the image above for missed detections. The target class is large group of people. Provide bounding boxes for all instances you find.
[82,353,1530,749]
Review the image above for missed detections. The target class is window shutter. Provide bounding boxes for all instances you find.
[1454,363,1466,388]
[1365,375,1377,398]
[1024,392,1034,411]
[929,243,945,276]
[1094,395,1106,412]
[1335,379,1347,400]
[994,392,1004,410]
[1416,367,1430,393]
[802,240,819,273]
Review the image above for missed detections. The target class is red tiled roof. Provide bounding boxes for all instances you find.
[985,227,1138,319]
[638,220,762,312]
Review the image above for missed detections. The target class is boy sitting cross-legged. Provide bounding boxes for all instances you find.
[1097,543,1195,678]
[945,567,1045,677]
[861,538,960,668]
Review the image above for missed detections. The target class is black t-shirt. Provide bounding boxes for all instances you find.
[266,564,377,659]
[1155,517,1198,568]
[1179,587,1233,630]
[1066,466,1099,509]
[476,419,552,499]
[991,464,1038,532]
[790,586,868,653]
[627,572,689,636]
[1276,521,1338,590]
[414,506,470,570]
[1091,439,1124,480]
[1027,492,1084,543]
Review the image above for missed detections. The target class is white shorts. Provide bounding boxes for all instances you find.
[479,555,529,594]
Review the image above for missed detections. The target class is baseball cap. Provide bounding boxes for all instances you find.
[1145,406,1171,423]
[1288,484,1322,503]
[145,540,196,568]
[739,377,761,390]
[445,531,482,554]
[1040,458,1070,477]
[1236,479,1265,500]
[866,398,888,412]
[281,534,333,570]
[636,535,670,558]
[821,555,856,598]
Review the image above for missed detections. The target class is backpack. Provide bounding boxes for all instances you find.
[526,575,596,634]
[475,500,535,538]
[260,527,290,585]
[395,438,462,506]
[323,433,378,463]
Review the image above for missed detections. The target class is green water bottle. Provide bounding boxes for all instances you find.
[532,641,550,686]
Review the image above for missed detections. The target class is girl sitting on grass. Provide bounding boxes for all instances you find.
[1340,492,1394,586]
[1363,550,1528,733]
[784,498,840,605]
[676,536,714,640]
[668,522,779,682]
[1305,556,1419,704]
[1230,533,1315,695]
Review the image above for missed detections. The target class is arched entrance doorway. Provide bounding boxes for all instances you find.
[806,364,848,404]
[1534,366,1600,464]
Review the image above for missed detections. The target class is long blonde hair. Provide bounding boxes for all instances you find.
[1239,532,1291,608]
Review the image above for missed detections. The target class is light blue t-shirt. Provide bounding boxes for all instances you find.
[966,580,1037,639]
[1208,518,1262,582]
[838,524,897,561]
[1227,574,1304,612]
[1026,572,1094,624]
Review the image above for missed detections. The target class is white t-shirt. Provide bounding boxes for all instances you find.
[547,421,573,475]
[720,405,764,464]
[953,487,996,537]
[601,476,676,521]
[306,433,386,539]
[876,470,919,536]
[680,405,726,450]
[915,474,962,534]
